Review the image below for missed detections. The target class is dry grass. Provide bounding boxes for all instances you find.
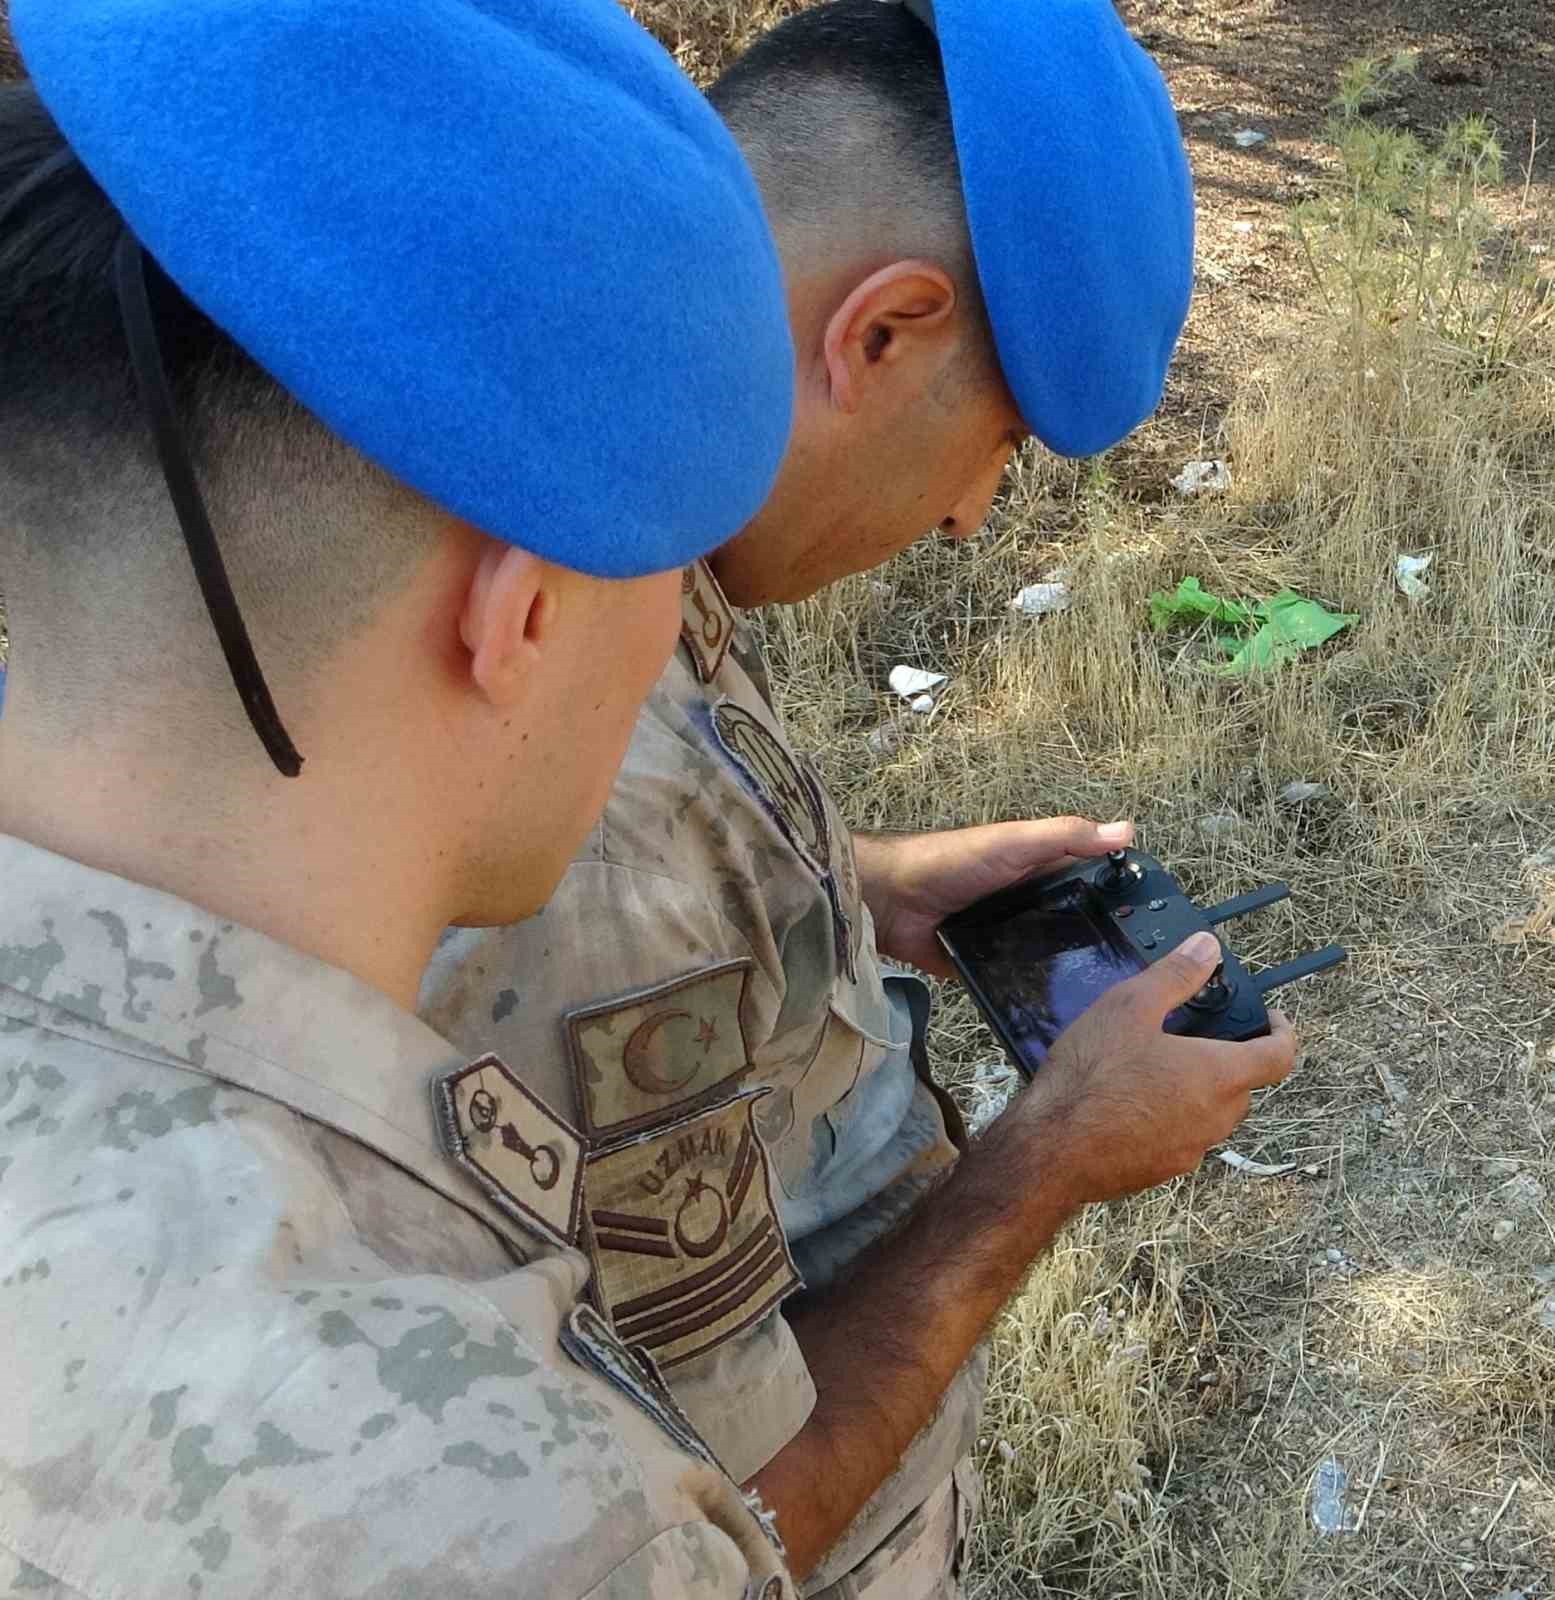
[628,2,1555,1592]
[3,0,1552,1589]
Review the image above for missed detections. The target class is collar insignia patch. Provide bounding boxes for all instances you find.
[680,561,737,684]
[583,1092,800,1369]
[566,959,753,1142]
[434,1053,585,1249]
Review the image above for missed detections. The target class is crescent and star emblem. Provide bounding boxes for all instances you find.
[674,1172,730,1259]
[621,1007,700,1096]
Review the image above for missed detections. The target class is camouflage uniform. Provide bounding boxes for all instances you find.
[422,563,985,1599]
[0,833,794,1599]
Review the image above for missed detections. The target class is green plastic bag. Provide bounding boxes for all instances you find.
[1147,578,1358,676]
[1148,576,1255,631]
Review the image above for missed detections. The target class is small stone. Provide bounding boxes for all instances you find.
[1325,1247,1344,1264]
[1233,129,1267,148]
[996,1439,1016,1463]
[1231,220,1254,235]
[1492,1219,1516,1242]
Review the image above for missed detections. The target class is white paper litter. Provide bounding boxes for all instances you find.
[1395,552,1434,601]
[1232,220,1254,235]
[1010,581,1072,617]
[888,665,947,701]
[909,694,935,714]
[1217,1150,1299,1178]
[1233,129,1267,148]
[1171,458,1231,495]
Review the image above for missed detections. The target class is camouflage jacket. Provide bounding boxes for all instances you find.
[421,563,975,1586]
[0,833,793,1599]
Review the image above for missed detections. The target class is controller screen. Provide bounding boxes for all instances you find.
[947,882,1191,1072]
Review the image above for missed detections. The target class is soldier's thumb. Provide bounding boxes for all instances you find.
[1136,931,1221,1015]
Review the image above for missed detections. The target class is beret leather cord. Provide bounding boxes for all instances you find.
[113,232,303,777]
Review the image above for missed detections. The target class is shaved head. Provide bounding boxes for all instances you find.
[710,0,985,332]
[0,83,441,751]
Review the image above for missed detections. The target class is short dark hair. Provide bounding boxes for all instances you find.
[711,0,954,158]
[709,0,981,320]
[0,82,269,467]
[0,2,22,85]
[0,82,434,746]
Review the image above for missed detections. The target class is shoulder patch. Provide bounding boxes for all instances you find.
[584,1093,801,1369]
[433,1054,585,1249]
[681,561,737,684]
[712,699,830,870]
[566,959,753,1142]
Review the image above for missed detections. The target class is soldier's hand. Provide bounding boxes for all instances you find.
[1024,931,1298,1206]
[857,815,1135,976]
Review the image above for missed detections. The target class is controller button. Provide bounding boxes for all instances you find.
[1148,898,1167,911]
[1115,906,1134,919]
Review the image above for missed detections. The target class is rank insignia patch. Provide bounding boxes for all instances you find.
[680,561,737,684]
[566,959,753,1142]
[434,1054,585,1249]
[584,1093,801,1369]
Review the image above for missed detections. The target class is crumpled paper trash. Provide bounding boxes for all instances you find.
[1395,552,1433,601]
[1010,581,1072,616]
[1171,459,1231,495]
[888,665,947,701]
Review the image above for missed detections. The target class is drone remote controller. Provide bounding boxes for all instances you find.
[937,846,1346,1080]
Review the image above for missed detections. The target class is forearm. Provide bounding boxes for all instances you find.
[745,1085,1082,1579]
[850,829,907,929]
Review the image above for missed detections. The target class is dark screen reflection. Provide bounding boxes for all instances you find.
[949,884,1152,1073]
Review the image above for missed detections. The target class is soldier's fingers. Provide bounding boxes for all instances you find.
[1121,931,1221,1018]
[1023,815,1133,859]
[1214,1012,1298,1093]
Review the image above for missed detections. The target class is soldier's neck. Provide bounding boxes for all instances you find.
[0,721,454,1014]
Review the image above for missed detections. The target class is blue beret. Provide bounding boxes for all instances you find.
[13,0,794,578]
[925,0,1194,457]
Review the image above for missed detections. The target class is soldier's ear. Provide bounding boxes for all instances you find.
[460,542,552,709]
[822,259,958,415]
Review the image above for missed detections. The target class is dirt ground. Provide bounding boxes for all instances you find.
[1116,0,1554,482]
